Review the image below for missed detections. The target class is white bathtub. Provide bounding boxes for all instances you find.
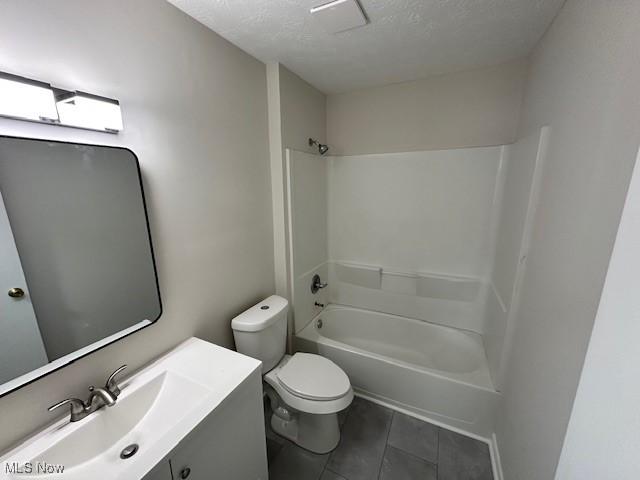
[295,304,500,437]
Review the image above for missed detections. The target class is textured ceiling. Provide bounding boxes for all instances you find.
[167,0,565,93]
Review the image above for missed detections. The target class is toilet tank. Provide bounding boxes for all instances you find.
[231,295,289,373]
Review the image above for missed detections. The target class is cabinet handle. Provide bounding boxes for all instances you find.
[180,467,191,479]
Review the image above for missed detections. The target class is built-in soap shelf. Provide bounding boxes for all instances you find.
[331,261,481,302]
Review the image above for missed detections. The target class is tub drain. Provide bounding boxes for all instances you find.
[316,318,323,329]
[120,443,139,460]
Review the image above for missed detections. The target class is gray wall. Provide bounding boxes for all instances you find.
[555,144,640,479]
[0,0,273,451]
[496,1,640,478]
[279,65,327,155]
[0,139,160,360]
[267,63,327,300]
[326,58,528,156]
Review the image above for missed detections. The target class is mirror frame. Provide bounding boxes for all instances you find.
[0,134,162,398]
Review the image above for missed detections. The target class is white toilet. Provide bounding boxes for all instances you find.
[232,295,353,454]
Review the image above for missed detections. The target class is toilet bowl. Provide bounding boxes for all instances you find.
[264,353,353,453]
[231,295,353,453]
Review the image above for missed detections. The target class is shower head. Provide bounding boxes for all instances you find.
[308,138,329,155]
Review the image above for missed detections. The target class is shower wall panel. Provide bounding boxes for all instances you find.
[327,146,502,277]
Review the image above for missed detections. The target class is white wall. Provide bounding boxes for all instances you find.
[0,0,274,451]
[495,1,640,478]
[555,148,640,479]
[326,59,528,156]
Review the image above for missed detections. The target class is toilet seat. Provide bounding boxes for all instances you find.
[277,353,351,401]
[264,354,353,415]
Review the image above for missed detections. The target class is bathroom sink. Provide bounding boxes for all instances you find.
[0,338,262,480]
[30,371,209,473]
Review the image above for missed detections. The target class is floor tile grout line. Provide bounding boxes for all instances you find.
[376,410,395,479]
[321,404,352,480]
[384,443,439,468]
[324,466,348,480]
[318,449,331,480]
[378,443,389,480]
[385,410,440,468]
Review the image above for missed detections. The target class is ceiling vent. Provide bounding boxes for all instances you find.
[310,0,367,34]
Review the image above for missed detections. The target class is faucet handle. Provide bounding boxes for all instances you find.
[48,398,86,420]
[105,365,127,397]
[310,274,328,294]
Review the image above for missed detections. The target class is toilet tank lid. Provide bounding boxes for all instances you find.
[231,295,289,332]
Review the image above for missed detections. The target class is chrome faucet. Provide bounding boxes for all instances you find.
[310,274,328,294]
[48,365,127,422]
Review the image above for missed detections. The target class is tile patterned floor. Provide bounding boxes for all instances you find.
[266,397,494,480]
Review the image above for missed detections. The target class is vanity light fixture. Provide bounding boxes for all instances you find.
[0,70,123,133]
[0,72,59,123]
[56,91,123,133]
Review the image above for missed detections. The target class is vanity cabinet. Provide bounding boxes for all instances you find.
[142,461,172,480]
[0,338,266,480]
[143,369,268,480]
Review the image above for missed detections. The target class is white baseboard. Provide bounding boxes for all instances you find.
[489,432,504,480]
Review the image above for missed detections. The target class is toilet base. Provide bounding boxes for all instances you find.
[271,410,340,454]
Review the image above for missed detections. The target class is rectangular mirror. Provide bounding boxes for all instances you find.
[0,136,161,397]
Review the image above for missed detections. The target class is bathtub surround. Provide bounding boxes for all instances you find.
[327,146,504,334]
[287,144,506,436]
[327,59,528,156]
[483,127,550,389]
[0,0,273,451]
[328,263,484,333]
[287,144,507,334]
[328,148,502,278]
[286,150,329,334]
[287,150,328,282]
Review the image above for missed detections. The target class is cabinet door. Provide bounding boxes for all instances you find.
[170,370,268,480]
[142,460,172,480]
